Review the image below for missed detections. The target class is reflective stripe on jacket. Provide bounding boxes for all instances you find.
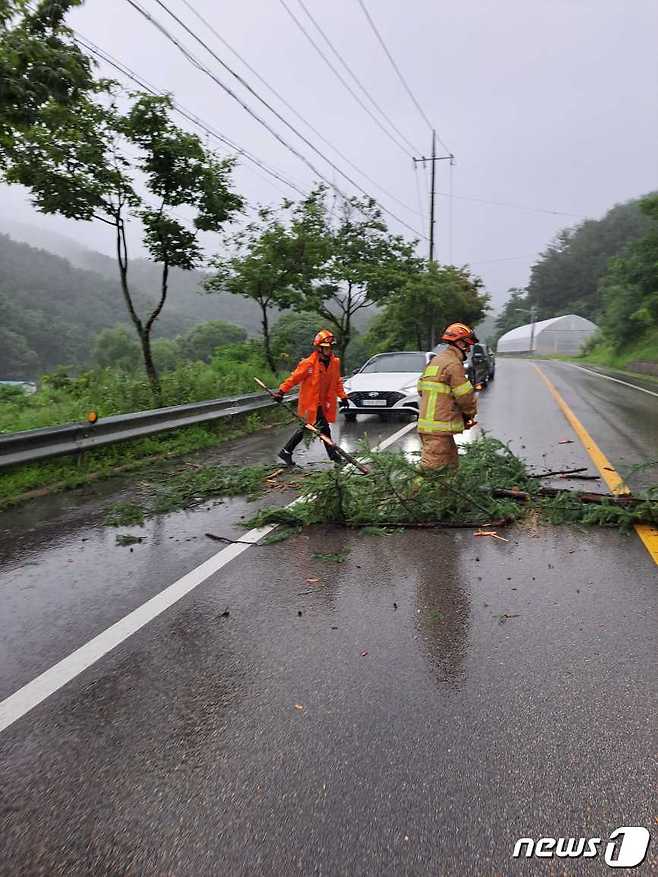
[279,351,347,424]
[416,346,477,434]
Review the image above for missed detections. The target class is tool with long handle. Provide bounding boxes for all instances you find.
[255,378,369,475]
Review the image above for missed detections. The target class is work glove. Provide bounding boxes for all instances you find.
[273,390,284,403]
[463,415,477,430]
[339,398,349,410]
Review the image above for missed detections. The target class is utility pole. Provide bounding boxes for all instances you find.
[429,130,436,262]
[412,130,454,263]
[515,305,539,354]
[529,305,538,353]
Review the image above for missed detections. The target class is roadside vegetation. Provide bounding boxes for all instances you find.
[492,194,658,374]
[0,406,291,511]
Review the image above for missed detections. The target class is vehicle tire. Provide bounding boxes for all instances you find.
[489,369,495,381]
[343,412,357,423]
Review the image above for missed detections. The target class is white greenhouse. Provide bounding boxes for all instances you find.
[497,314,598,355]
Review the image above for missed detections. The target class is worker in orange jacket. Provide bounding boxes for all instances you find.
[273,329,348,466]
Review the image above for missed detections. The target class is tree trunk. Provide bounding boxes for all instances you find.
[114,215,165,402]
[139,259,171,405]
[260,302,277,373]
[338,315,351,362]
[139,330,162,405]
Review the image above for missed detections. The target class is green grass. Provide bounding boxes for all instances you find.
[579,328,658,373]
[0,407,290,511]
[103,462,277,525]
[0,357,282,434]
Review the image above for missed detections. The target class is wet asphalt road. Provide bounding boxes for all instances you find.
[0,358,656,875]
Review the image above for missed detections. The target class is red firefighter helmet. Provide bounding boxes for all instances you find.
[313,329,335,347]
[441,323,478,346]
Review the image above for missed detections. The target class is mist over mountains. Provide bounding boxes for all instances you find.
[0,222,268,378]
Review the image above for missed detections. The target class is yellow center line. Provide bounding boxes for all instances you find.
[533,364,658,566]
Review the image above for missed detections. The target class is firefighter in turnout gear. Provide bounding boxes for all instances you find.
[274,330,348,467]
[416,323,478,470]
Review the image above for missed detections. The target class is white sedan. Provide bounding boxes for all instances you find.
[341,351,431,422]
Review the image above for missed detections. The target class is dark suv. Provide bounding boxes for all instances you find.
[429,343,493,389]
[470,343,495,386]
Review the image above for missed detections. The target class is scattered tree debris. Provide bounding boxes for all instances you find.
[105,501,145,527]
[528,467,588,478]
[474,530,510,542]
[312,550,351,563]
[115,534,144,546]
[244,437,657,538]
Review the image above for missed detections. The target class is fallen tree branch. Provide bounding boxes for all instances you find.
[528,467,589,478]
[343,518,514,530]
[492,487,644,507]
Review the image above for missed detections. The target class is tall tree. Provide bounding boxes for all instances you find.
[296,193,421,360]
[177,320,247,363]
[493,288,531,344]
[598,194,658,349]
[525,199,653,321]
[0,4,242,401]
[206,201,325,372]
[366,262,489,353]
[270,312,324,369]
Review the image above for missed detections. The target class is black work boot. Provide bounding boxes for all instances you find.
[278,449,294,467]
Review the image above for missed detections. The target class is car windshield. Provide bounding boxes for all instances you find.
[359,353,427,374]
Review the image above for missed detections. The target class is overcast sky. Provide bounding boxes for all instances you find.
[3,0,657,309]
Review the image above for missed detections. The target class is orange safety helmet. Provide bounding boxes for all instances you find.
[441,322,478,346]
[313,329,335,347]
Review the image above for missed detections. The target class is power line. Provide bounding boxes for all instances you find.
[292,0,421,155]
[436,190,583,218]
[124,0,351,194]
[277,0,413,160]
[77,33,308,201]
[174,0,421,220]
[355,0,452,155]
[466,254,540,265]
[87,30,580,226]
[124,0,426,239]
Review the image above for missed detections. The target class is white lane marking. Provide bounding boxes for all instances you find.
[559,362,658,398]
[0,419,417,735]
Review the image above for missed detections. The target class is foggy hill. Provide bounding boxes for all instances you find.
[0,221,267,335]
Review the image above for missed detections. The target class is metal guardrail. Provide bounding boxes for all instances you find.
[0,390,295,470]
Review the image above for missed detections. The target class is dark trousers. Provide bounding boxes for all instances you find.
[283,406,339,459]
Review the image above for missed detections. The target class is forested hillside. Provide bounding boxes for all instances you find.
[0,234,266,377]
[494,195,657,354]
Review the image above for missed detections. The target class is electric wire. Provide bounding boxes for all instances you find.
[277,0,413,159]
[125,0,426,239]
[174,0,422,219]
[355,0,452,155]
[436,190,583,218]
[77,33,309,201]
[293,0,422,155]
